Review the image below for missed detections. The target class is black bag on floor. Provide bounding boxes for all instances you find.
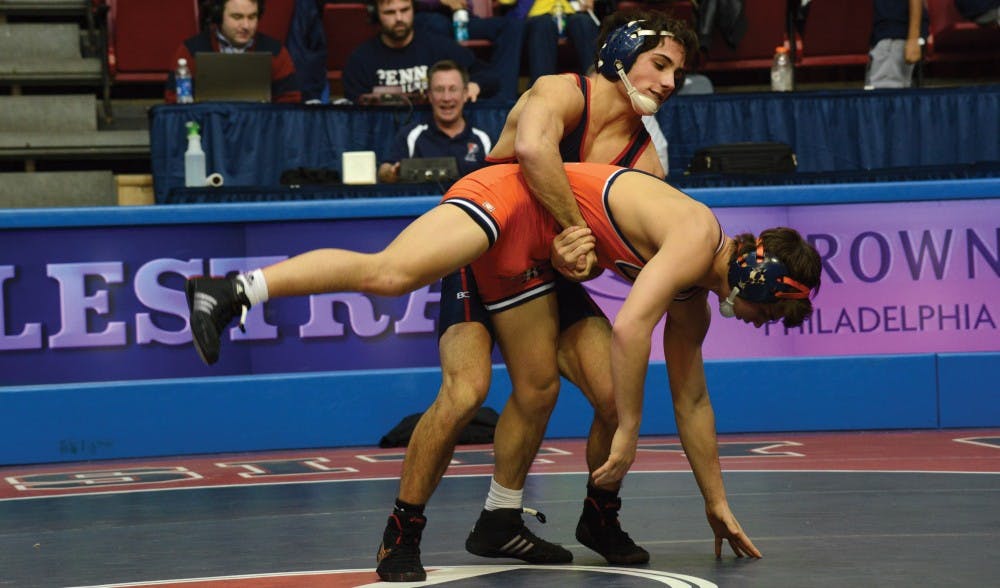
[379,407,500,448]
[687,142,797,175]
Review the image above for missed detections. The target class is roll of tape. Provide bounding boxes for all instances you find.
[206,173,224,187]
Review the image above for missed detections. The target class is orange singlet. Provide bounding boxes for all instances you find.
[442,162,648,312]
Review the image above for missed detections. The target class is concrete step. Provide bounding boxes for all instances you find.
[0,0,90,15]
[0,23,81,58]
[0,56,102,84]
[0,170,115,208]
[0,94,96,132]
[0,130,149,159]
[0,93,148,160]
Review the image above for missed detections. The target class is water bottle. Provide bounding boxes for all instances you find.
[553,3,566,38]
[452,9,469,42]
[175,57,193,104]
[770,46,793,92]
[184,121,206,187]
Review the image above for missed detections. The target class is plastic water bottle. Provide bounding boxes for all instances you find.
[553,3,566,38]
[184,121,206,187]
[770,46,793,92]
[452,9,469,42]
[175,57,193,104]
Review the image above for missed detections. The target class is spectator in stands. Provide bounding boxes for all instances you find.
[954,0,1000,26]
[377,60,493,182]
[165,0,302,103]
[413,0,525,101]
[286,0,329,102]
[500,0,602,84]
[342,0,500,103]
[866,0,928,89]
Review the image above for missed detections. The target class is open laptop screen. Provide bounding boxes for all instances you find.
[194,52,272,103]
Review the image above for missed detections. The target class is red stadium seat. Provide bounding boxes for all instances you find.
[258,0,296,43]
[699,0,788,72]
[925,0,1000,63]
[106,0,200,83]
[322,2,378,81]
[616,0,695,24]
[798,0,873,68]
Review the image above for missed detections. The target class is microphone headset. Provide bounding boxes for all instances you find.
[718,287,740,318]
[596,20,675,116]
[721,238,812,319]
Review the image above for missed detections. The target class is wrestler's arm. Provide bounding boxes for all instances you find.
[592,244,706,483]
[664,296,762,558]
[514,75,587,231]
[514,76,599,279]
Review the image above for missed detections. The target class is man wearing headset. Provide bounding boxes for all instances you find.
[165,0,301,103]
[374,10,700,582]
[342,0,500,104]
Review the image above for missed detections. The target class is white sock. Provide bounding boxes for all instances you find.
[237,269,269,306]
[484,477,523,511]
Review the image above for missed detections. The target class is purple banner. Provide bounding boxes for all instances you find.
[0,218,451,386]
[0,199,997,386]
[585,200,1000,359]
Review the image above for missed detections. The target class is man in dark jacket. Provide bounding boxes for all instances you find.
[342,0,500,103]
[165,0,302,103]
[286,0,329,102]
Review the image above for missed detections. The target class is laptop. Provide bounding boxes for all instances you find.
[399,157,459,183]
[194,52,272,103]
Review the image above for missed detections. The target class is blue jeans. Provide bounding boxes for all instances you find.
[415,13,525,102]
[524,13,599,82]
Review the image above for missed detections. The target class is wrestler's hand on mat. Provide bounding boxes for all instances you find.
[551,226,599,281]
[706,501,762,559]
[592,427,638,486]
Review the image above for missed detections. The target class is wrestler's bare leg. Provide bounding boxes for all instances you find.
[397,321,493,504]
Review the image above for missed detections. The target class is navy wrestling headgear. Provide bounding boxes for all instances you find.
[719,238,812,318]
[596,20,676,115]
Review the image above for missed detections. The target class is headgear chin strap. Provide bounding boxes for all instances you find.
[719,287,740,318]
[722,238,811,317]
[615,65,660,115]
[597,20,675,116]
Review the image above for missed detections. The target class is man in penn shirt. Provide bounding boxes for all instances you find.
[342,0,499,103]
[164,0,301,103]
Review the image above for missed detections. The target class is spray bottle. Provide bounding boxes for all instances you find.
[184,121,206,187]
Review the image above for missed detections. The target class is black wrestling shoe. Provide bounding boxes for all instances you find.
[376,511,427,582]
[465,508,573,564]
[576,495,650,564]
[185,276,250,365]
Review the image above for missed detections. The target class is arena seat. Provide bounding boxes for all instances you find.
[106,0,200,83]
[925,0,1000,63]
[615,0,694,24]
[698,0,788,72]
[258,0,296,43]
[322,2,377,81]
[798,0,873,68]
